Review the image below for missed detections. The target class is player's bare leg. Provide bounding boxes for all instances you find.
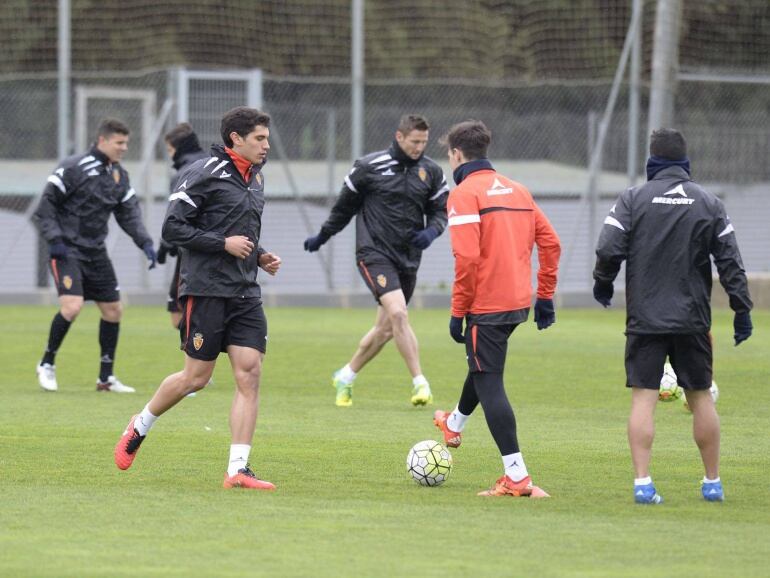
[379,290,432,405]
[170,311,182,329]
[115,355,214,470]
[627,387,658,477]
[59,294,84,321]
[628,387,663,503]
[221,345,274,490]
[348,305,393,372]
[685,389,720,479]
[379,290,421,377]
[147,355,215,415]
[227,345,263,444]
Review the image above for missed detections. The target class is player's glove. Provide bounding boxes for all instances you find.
[48,238,68,260]
[304,232,330,252]
[733,311,752,346]
[156,240,177,265]
[533,298,555,330]
[449,316,465,344]
[411,227,439,250]
[593,279,614,308]
[143,243,157,270]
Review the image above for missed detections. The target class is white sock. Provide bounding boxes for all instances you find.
[134,405,158,436]
[447,406,470,432]
[336,364,357,384]
[635,476,652,486]
[412,374,429,388]
[703,476,720,484]
[502,452,529,482]
[227,444,251,476]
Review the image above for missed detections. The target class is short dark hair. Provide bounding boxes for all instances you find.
[397,114,430,135]
[165,122,196,148]
[650,128,687,160]
[96,118,130,140]
[440,120,491,160]
[220,107,271,147]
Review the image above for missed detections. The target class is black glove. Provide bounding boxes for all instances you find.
[48,239,68,260]
[733,311,752,346]
[411,227,439,250]
[143,243,157,270]
[593,279,614,308]
[533,298,555,330]
[449,316,465,344]
[156,244,168,265]
[156,241,177,265]
[304,232,330,252]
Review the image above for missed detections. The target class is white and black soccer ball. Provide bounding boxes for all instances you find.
[659,363,683,402]
[406,440,452,487]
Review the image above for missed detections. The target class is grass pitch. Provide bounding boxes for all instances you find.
[0,305,768,577]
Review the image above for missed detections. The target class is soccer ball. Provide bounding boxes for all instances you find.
[682,381,719,412]
[659,363,683,402]
[406,440,452,487]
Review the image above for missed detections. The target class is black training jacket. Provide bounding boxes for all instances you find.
[162,144,267,299]
[594,165,752,334]
[319,141,449,272]
[159,148,210,254]
[33,147,152,258]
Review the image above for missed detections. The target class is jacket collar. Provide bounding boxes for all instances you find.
[648,164,692,182]
[646,155,691,181]
[453,158,494,185]
[89,145,111,166]
[389,140,422,166]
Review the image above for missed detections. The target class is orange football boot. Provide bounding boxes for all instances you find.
[433,410,462,448]
[114,415,146,470]
[223,466,276,490]
[477,475,550,498]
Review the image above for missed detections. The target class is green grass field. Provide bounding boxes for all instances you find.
[1,305,768,577]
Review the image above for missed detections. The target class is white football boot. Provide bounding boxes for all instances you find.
[37,363,58,392]
[96,375,135,393]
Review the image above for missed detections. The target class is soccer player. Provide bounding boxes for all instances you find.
[433,120,561,498]
[156,122,208,329]
[304,114,449,407]
[33,118,157,393]
[593,128,753,504]
[115,107,282,490]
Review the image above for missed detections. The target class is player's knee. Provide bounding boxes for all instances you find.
[387,307,409,328]
[61,304,82,320]
[100,302,123,322]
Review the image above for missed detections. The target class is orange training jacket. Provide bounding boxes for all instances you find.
[448,168,561,318]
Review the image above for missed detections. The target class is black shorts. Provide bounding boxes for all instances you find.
[179,295,267,361]
[625,333,713,390]
[166,257,182,313]
[465,322,518,374]
[357,256,417,304]
[49,252,120,302]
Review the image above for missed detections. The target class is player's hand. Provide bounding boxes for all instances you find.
[411,227,439,250]
[225,235,254,259]
[533,298,555,330]
[593,280,613,308]
[143,243,157,270]
[449,316,465,344]
[48,239,68,260]
[156,243,168,265]
[733,311,752,346]
[304,232,329,252]
[259,252,282,276]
